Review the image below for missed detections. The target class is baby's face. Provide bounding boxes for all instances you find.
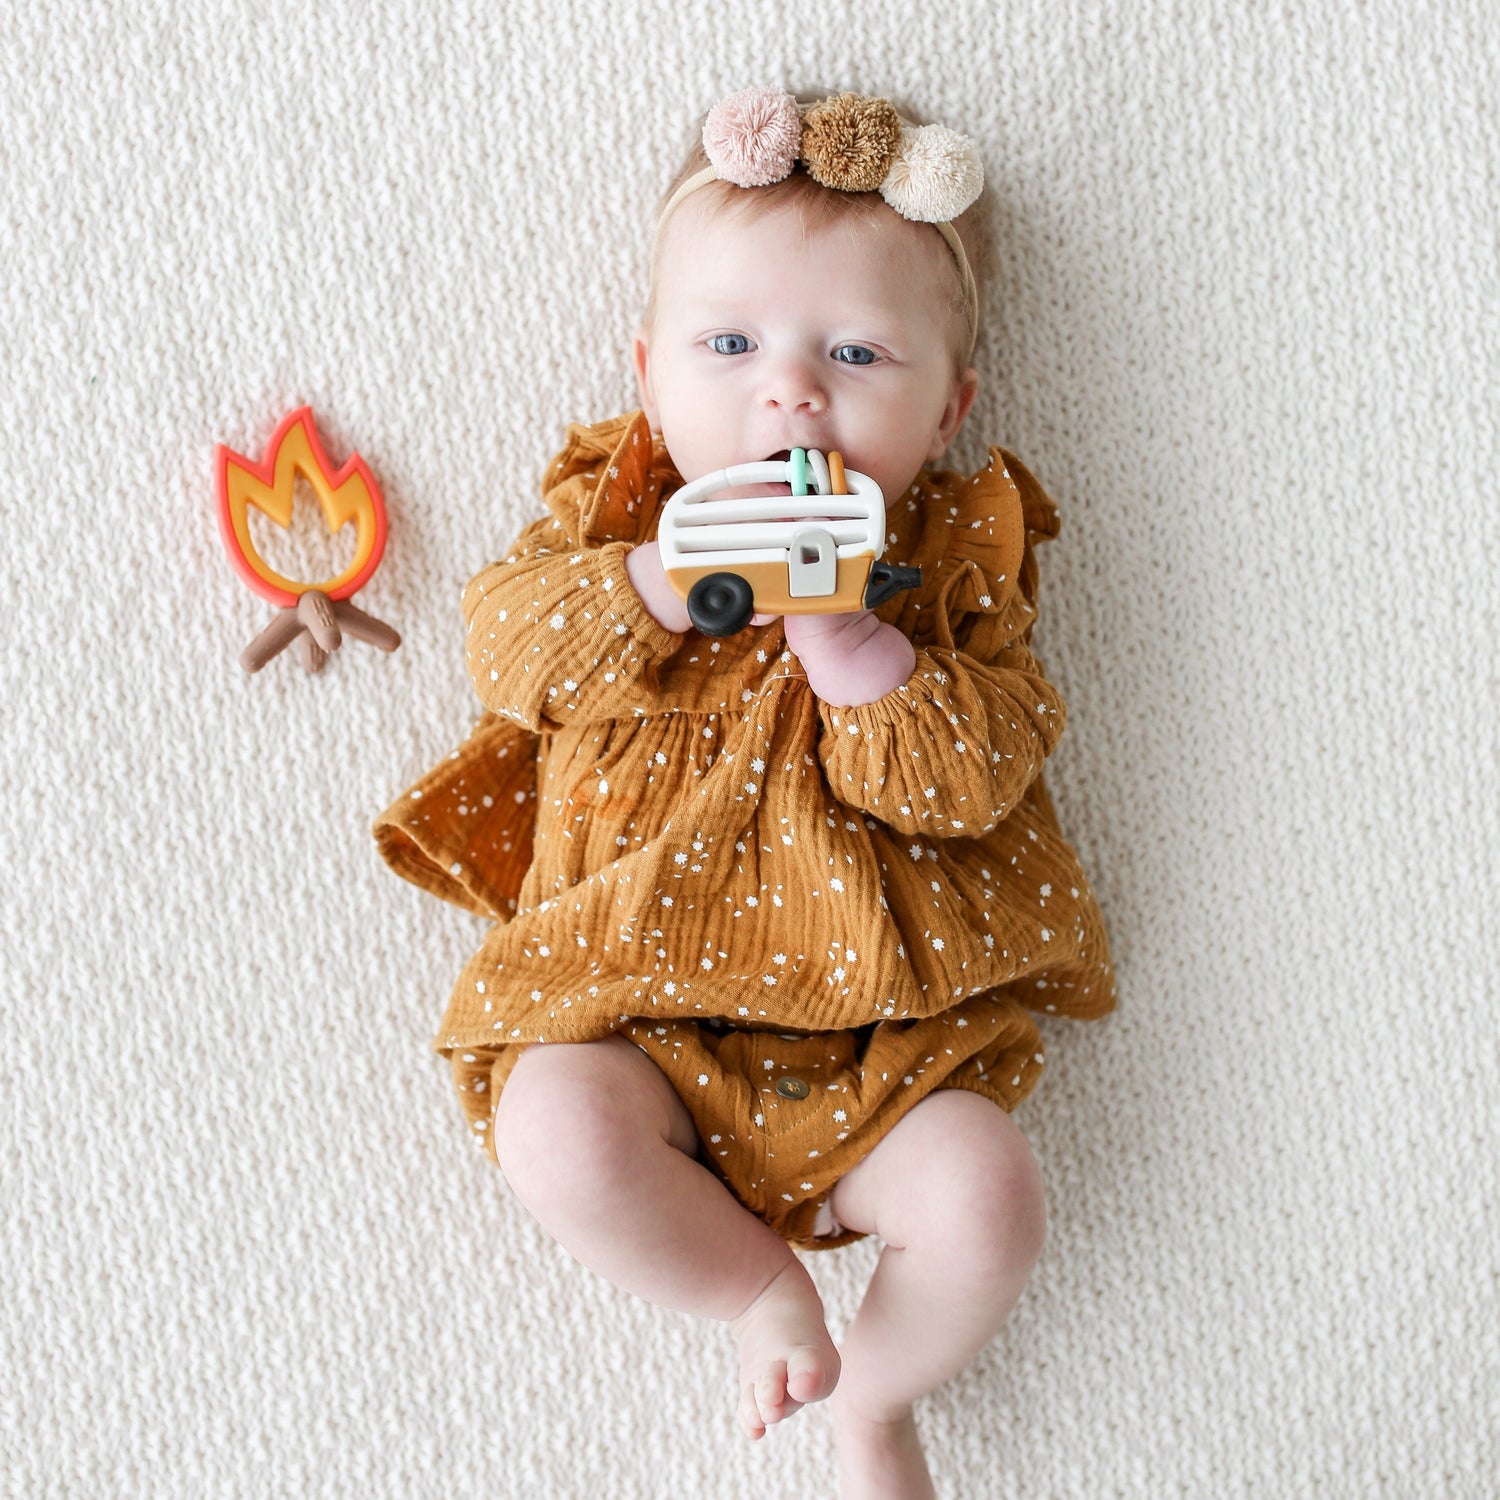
[633,193,979,508]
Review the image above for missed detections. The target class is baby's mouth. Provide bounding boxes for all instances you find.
[760,448,793,495]
[714,447,848,506]
[715,449,791,502]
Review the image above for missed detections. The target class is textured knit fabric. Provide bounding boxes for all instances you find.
[372,407,1116,1249]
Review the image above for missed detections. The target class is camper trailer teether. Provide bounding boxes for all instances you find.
[657,448,922,637]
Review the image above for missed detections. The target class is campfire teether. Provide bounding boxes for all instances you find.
[215,407,401,673]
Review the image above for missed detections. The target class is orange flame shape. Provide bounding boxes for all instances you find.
[215,407,387,608]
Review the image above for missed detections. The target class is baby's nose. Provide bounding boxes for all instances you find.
[762,361,828,412]
[768,396,827,422]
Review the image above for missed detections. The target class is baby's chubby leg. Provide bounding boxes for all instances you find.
[491,1034,840,1438]
[826,1089,1049,1500]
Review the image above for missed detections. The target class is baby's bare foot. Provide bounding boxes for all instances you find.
[727,1260,840,1440]
[831,1394,936,1500]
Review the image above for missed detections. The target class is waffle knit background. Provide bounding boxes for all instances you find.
[3,3,1496,1496]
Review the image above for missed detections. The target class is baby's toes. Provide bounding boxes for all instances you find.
[755,1360,804,1427]
[738,1381,767,1441]
[786,1342,841,1405]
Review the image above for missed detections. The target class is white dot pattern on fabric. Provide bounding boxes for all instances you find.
[373,410,1117,1234]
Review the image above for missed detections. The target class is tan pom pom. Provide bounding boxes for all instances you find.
[798,92,902,194]
[879,123,985,222]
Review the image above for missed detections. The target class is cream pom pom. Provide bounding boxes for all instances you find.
[702,86,803,187]
[879,123,985,222]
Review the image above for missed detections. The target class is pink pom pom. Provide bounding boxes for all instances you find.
[702,86,802,187]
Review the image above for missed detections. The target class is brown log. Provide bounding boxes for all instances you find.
[297,589,343,652]
[332,598,401,651]
[240,607,303,673]
[300,630,327,673]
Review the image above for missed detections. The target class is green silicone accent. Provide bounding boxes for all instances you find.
[790,448,809,497]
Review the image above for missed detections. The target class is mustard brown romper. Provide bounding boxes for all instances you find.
[373,409,1116,1251]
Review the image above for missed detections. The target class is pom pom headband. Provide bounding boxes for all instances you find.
[652,87,985,364]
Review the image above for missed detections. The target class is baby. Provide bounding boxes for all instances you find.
[374,86,1116,1500]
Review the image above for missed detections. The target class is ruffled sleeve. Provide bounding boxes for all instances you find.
[813,445,1068,838]
[463,411,687,734]
[370,711,537,919]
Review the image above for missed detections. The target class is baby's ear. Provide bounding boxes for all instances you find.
[927,367,980,462]
[631,330,660,430]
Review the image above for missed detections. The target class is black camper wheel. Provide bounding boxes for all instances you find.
[687,572,755,637]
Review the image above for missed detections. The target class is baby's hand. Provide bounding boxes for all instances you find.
[623,541,694,634]
[783,609,916,707]
[624,541,778,633]
[782,610,870,654]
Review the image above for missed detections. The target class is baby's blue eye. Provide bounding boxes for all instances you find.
[834,345,879,366]
[708,333,753,355]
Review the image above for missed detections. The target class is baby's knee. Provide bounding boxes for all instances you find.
[915,1103,1048,1271]
[491,1039,650,1207]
